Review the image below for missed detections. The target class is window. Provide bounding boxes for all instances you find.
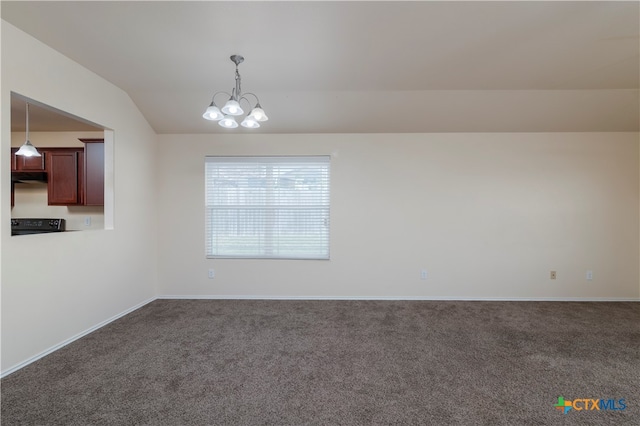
[205,156,330,259]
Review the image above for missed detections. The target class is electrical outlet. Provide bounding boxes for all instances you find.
[208,269,215,279]
[550,271,557,280]
[586,270,593,281]
[420,269,427,280]
[84,216,91,226]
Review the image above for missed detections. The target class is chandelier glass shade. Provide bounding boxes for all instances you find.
[15,102,42,157]
[203,55,268,129]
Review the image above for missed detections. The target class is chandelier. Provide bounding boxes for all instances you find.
[202,55,268,129]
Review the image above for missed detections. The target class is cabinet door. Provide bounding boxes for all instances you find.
[12,148,46,171]
[47,150,80,205]
[83,140,104,206]
[11,148,17,171]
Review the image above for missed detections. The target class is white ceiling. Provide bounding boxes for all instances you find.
[3,1,639,134]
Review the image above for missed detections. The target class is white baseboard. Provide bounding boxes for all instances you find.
[1,297,157,378]
[157,295,639,302]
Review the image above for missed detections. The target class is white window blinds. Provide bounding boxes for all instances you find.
[205,156,330,259]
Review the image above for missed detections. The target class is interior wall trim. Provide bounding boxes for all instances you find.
[0,297,157,378]
[157,295,640,302]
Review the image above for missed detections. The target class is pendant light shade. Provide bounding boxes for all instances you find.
[219,115,239,129]
[15,140,41,157]
[202,103,224,121]
[221,99,244,116]
[203,55,267,129]
[241,116,260,128]
[248,105,268,122]
[15,103,41,157]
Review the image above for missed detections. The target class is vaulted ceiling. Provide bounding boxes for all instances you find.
[3,1,639,133]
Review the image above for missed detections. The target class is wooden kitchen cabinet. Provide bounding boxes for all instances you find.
[11,148,46,171]
[11,148,48,207]
[79,138,104,206]
[45,139,103,206]
[47,148,84,205]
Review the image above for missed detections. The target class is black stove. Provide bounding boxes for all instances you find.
[11,218,66,236]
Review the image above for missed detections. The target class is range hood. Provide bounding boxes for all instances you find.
[11,171,48,183]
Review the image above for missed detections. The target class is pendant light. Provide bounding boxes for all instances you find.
[202,55,269,129]
[15,103,41,157]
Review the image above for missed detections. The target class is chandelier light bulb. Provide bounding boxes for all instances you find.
[219,115,239,129]
[241,116,260,128]
[249,106,268,122]
[202,103,223,121]
[222,99,243,116]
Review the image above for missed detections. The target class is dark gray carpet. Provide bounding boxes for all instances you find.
[1,300,638,425]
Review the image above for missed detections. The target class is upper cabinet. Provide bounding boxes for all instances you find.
[47,148,83,205]
[81,138,104,206]
[11,148,46,171]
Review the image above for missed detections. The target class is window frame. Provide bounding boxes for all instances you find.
[205,155,331,260]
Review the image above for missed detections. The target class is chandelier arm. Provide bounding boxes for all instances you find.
[210,91,232,105]
[238,96,252,111]
[241,92,262,107]
[238,94,262,111]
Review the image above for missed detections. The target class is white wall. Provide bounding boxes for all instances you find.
[1,21,158,373]
[157,132,639,300]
